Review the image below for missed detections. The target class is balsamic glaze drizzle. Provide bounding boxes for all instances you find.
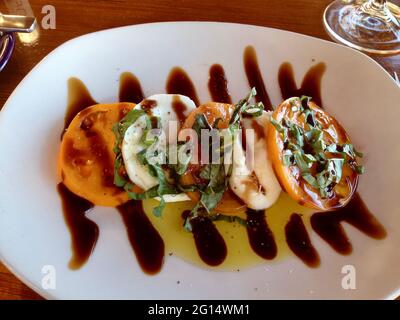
[208,64,232,104]
[285,213,320,267]
[62,78,97,137]
[166,67,200,106]
[246,209,277,260]
[311,193,386,255]
[57,183,98,270]
[189,214,227,266]
[119,72,145,103]
[117,200,165,274]
[243,46,272,109]
[58,46,386,272]
[278,62,326,107]
[172,95,188,125]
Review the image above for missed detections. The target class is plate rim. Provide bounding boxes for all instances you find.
[1,21,399,300]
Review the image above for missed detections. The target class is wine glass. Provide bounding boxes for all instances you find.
[324,0,400,55]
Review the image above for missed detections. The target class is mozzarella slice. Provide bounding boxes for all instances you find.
[122,94,196,202]
[229,111,281,210]
[123,115,158,190]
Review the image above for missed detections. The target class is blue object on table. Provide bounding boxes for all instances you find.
[0,14,36,72]
[0,32,15,72]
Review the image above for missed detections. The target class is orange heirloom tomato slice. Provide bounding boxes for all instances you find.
[179,102,246,214]
[58,102,135,207]
[267,98,359,211]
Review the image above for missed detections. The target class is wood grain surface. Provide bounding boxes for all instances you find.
[0,0,399,300]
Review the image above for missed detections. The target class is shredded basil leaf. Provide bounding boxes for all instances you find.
[184,88,264,231]
[112,108,181,216]
[192,113,212,137]
[212,214,248,227]
[273,96,365,199]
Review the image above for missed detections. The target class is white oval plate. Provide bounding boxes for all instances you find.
[1,22,399,300]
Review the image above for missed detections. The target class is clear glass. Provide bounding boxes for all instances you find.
[324,0,400,55]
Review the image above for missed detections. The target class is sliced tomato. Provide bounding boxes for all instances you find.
[58,102,135,207]
[179,102,246,215]
[267,98,359,211]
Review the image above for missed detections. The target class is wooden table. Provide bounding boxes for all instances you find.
[0,0,399,300]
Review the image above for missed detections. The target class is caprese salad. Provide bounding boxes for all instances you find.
[58,89,364,232]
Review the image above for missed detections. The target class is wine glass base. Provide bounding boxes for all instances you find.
[324,0,400,55]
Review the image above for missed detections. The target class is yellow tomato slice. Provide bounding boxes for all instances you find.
[179,102,246,214]
[58,103,135,207]
[267,98,359,211]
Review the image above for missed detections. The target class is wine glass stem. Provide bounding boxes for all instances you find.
[361,0,399,23]
[368,0,387,10]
